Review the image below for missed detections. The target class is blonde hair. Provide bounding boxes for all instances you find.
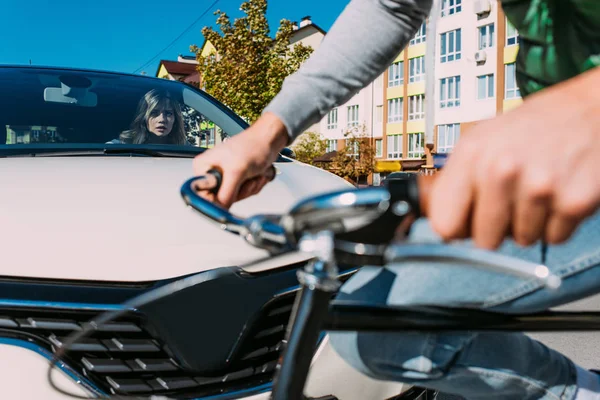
[120,89,187,145]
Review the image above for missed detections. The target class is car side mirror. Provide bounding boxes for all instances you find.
[280,147,296,159]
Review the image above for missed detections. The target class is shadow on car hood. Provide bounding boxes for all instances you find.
[0,157,352,282]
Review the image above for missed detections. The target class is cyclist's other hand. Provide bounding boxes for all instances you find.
[428,68,600,250]
[192,112,289,209]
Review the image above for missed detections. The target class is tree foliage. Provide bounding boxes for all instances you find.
[329,125,376,185]
[291,131,328,165]
[191,0,313,123]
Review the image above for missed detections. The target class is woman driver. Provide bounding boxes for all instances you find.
[108,88,188,145]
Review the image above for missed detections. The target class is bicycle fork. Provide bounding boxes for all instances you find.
[271,230,341,400]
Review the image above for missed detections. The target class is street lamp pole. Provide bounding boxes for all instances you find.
[425,0,440,171]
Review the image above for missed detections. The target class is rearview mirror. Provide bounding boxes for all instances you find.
[43,75,97,107]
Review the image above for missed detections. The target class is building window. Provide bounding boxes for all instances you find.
[388,61,404,87]
[441,0,461,17]
[478,24,495,50]
[346,139,359,158]
[505,63,521,98]
[376,105,383,123]
[326,139,337,153]
[440,29,462,63]
[387,134,402,159]
[387,98,403,123]
[437,124,460,153]
[327,108,338,130]
[410,23,426,45]
[409,56,425,83]
[408,133,425,159]
[408,95,425,120]
[347,105,359,127]
[477,74,495,99]
[506,18,519,46]
[375,139,383,157]
[440,76,461,108]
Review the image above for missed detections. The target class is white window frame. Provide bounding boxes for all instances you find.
[346,139,359,158]
[375,139,383,158]
[478,23,495,50]
[440,29,462,63]
[407,133,424,159]
[409,56,425,83]
[387,134,403,159]
[506,17,519,46]
[437,124,460,153]
[505,63,521,99]
[327,108,338,130]
[376,105,383,123]
[387,98,403,123]
[477,74,495,100]
[347,105,359,127]
[410,23,426,45]
[326,139,337,153]
[441,0,462,17]
[388,61,404,87]
[440,76,461,108]
[408,95,425,120]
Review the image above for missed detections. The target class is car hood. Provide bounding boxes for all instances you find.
[0,156,352,282]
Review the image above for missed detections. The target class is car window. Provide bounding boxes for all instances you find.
[0,67,246,149]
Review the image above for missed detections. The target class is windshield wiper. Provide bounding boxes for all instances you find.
[102,147,201,158]
[0,146,204,158]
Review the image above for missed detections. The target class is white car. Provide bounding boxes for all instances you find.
[0,65,425,399]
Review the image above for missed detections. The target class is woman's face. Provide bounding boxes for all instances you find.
[147,104,175,136]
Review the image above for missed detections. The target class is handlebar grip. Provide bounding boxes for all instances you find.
[334,173,435,247]
[384,173,434,218]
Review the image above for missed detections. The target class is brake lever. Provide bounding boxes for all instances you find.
[385,243,562,290]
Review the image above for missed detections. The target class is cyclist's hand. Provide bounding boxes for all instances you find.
[192,112,289,209]
[429,68,600,250]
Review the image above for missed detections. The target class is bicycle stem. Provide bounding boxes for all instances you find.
[271,231,342,400]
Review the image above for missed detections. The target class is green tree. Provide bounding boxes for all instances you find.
[329,125,376,185]
[291,131,328,165]
[191,0,313,123]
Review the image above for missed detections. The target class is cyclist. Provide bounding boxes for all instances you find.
[193,0,600,398]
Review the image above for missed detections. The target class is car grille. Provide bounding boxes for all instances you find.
[0,271,356,398]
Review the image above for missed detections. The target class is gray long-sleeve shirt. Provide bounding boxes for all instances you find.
[263,0,433,143]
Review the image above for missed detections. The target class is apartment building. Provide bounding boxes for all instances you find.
[318,75,385,165]
[380,0,522,179]
[289,17,386,184]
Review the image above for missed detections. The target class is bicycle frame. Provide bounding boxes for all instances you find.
[324,303,600,333]
[270,243,600,400]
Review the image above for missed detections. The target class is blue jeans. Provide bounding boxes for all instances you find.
[329,209,600,400]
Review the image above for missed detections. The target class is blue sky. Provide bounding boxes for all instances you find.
[0,0,349,75]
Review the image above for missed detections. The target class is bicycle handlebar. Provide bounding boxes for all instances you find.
[181,170,432,243]
[180,170,561,290]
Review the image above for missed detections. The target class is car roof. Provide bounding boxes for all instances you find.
[0,64,163,82]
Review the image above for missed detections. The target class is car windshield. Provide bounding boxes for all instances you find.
[0,66,248,155]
